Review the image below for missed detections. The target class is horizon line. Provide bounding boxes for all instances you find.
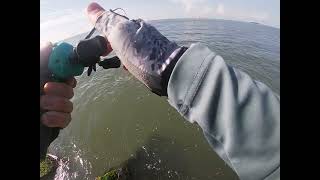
[146,17,279,29]
[57,17,279,42]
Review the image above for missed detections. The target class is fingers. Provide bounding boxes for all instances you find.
[41,80,76,128]
[40,95,73,113]
[66,77,77,88]
[41,111,71,128]
[86,2,106,25]
[43,82,74,99]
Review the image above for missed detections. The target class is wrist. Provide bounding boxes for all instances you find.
[159,46,188,96]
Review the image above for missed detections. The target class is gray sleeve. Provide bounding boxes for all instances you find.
[167,43,280,180]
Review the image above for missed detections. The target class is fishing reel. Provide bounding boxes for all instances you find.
[40,29,121,160]
[73,35,121,76]
[49,33,121,80]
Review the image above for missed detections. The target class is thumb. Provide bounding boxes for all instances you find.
[86,2,113,55]
[86,2,106,25]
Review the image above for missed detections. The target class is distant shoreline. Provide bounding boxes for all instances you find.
[147,18,279,29]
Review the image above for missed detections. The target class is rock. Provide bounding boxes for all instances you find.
[40,154,59,179]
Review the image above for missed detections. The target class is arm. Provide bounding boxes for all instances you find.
[167,43,280,180]
[86,4,280,179]
[40,42,77,159]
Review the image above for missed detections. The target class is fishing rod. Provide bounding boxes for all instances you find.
[40,28,121,160]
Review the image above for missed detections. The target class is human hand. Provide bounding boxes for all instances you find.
[86,2,187,95]
[40,42,77,128]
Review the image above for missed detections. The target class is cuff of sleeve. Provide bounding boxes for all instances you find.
[167,43,216,119]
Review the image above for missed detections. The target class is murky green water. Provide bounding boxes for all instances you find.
[49,19,280,180]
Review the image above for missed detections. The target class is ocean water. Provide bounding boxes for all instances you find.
[49,19,280,180]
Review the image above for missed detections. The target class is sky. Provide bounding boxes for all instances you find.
[40,0,280,42]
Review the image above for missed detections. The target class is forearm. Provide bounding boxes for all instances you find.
[167,43,280,180]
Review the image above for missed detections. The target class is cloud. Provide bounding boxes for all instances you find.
[170,0,226,18]
[171,0,206,13]
[216,3,224,15]
[40,10,91,42]
[225,9,270,23]
[170,0,272,25]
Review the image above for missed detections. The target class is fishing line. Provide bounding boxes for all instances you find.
[85,27,96,39]
[85,8,129,40]
[110,8,128,19]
